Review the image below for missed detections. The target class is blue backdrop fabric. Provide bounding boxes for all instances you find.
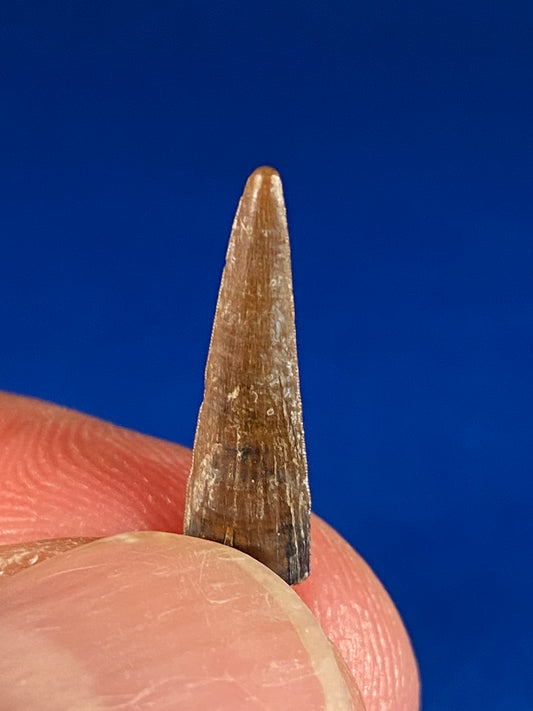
[1,2,532,708]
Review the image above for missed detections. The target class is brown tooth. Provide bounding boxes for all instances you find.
[184,166,311,585]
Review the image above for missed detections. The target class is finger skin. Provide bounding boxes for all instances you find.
[0,392,419,710]
[296,518,419,711]
[0,532,364,710]
[0,537,96,576]
[0,392,190,542]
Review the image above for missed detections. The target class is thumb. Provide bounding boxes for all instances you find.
[0,532,365,710]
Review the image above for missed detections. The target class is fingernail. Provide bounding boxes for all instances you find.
[0,537,96,577]
[0,532,361,710]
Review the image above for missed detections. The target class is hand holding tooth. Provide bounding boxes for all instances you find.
[0,169,419,710]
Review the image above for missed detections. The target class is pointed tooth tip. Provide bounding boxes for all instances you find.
[248,165,281,181]
[243,166,283,207]
[250,165,280,177]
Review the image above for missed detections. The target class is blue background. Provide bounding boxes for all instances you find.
[1,2,531,708]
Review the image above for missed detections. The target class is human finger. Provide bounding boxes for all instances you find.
[0,532,365,710]
[0,392,419,710]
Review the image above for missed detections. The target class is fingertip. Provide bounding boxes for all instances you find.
[295,517,420,711]
[0,394,418,709]
[0,532,363,710]
[0,392,191,543]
